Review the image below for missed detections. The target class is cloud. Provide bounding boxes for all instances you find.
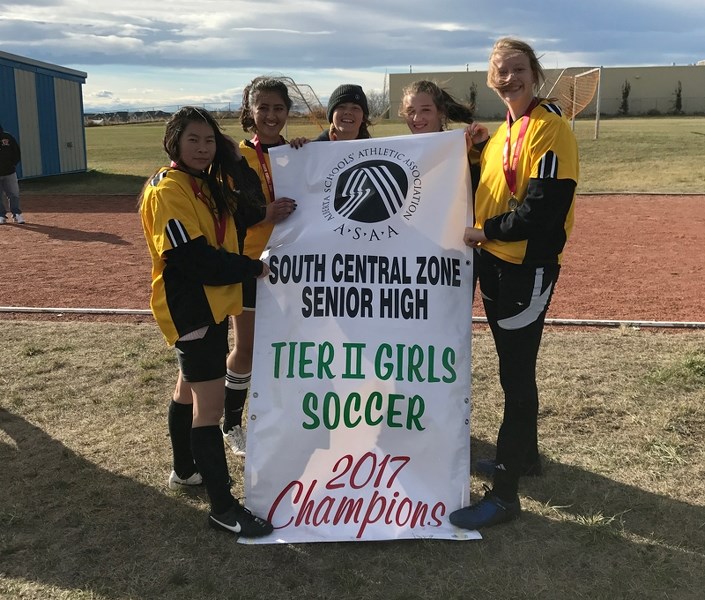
[2,0,703,110]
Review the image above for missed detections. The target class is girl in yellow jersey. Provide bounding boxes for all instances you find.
[451,38,579,530]
[222,77,299,456]
[140,106,275,537]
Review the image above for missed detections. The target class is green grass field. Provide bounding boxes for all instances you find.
[20,116,705,195]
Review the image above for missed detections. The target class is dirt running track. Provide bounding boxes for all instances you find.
[0,194,703,324]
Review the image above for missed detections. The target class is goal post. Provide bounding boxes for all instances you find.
[574,67,602,139]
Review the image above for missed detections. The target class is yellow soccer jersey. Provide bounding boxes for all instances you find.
[475,101,579,265]
[239,139,277,259]
[141,167,245,344]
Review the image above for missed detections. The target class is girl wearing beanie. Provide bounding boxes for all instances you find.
[316,84,372,141]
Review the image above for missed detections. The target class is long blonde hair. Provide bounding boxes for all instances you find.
[487,38,545,92]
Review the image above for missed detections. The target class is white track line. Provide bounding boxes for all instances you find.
[1,306,703,328]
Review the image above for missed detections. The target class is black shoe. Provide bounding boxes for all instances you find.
[449,485,521,530]
[473,456,543,478]
[209,501,273,538]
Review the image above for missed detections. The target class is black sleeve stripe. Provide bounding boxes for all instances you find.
[150,170,169,187]
[165,219,191,248]
[537,151,558,179]
[542,103,563,117]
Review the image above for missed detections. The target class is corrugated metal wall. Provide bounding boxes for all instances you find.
[54,77,86,174]
[14,69,41,178]
[0,52,87,179]
[36,72,61,176]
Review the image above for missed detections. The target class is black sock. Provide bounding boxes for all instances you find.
[168,400,196,479]
[491,471,519,503]
[223,370,249,432]
[191,425,234,514]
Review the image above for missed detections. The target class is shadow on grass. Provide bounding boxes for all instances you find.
[0,409,218,595]
[21,171,145,196]
[1,410,703,599]
[471,436,705,553]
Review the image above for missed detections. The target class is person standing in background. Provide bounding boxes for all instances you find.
[450,37,579,530]
[0,124,24,224]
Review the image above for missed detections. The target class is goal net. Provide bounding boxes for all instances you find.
[541,67,602,138]
[277,76,327,131]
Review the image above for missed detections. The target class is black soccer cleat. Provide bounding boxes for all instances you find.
[208,500,273,538]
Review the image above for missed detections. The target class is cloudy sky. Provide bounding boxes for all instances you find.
[2,0,704,111]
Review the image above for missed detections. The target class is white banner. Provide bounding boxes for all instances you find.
[242,129,479,543]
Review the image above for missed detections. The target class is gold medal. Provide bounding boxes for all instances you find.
[503,100,537,214]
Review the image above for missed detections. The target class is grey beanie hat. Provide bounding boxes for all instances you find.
[326,84,369,122]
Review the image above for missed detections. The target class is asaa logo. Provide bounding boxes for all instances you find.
[333,160,408,223]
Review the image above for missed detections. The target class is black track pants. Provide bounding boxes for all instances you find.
[476,250,560,499]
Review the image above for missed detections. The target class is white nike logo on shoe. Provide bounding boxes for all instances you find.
[210,516,242,533]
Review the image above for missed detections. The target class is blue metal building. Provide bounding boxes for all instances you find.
[0,50,87,179]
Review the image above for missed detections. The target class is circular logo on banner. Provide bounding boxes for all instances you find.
[333,160,409,223]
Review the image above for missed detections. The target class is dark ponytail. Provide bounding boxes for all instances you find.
[144,106,265,222]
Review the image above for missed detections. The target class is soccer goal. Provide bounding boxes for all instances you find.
[277,76,327,132]
[543,67,602,139]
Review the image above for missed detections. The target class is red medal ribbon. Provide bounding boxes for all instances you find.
[502,98,539,199]
[187,175,227,247]
[252,135,280,204]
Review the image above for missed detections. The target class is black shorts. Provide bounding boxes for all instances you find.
[242,277,257,310]
[174,319,230,382]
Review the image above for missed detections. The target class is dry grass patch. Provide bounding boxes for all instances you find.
[1,321,704,599]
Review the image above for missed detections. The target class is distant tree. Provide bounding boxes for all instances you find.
[619,80,631,115]
[366,89,389,119]
[671,80,683,114]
